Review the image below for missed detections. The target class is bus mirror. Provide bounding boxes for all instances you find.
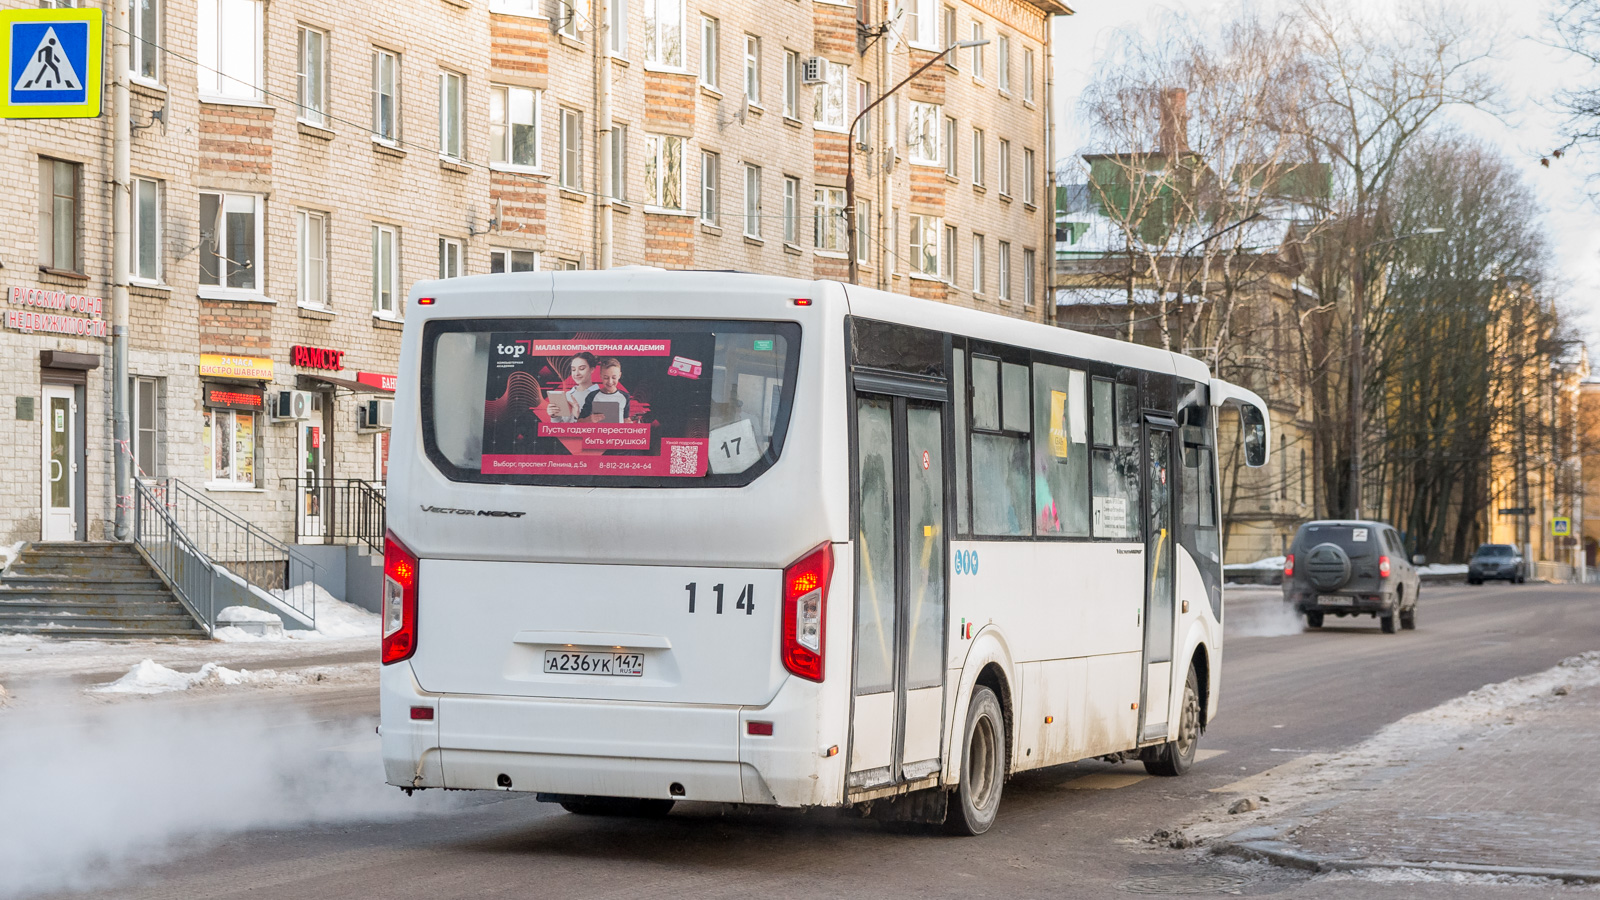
[1241,404,1268,468]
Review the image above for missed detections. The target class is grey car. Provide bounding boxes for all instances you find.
[1467,544,1526,585]
[1281,520,1422,633]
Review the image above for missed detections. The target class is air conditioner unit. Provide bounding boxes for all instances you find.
[801,57,827,85]
[361,397,395,430]
[272,390,315,421]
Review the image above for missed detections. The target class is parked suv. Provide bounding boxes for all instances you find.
[1467,544,1526,585]
[1282,520,1421,633]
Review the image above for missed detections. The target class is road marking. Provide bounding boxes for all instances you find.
[1210,754,1324,794]
[1195,749,1228,762]
[1063,772,1149,790]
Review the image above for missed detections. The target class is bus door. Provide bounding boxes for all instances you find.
[849,380,948,790]
[1139,418,1177,743]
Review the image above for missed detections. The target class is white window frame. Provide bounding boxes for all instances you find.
[744,34,762,104]
[438,236,462,278]
[854,199,870,263]
[783,175,799,244]
[198,191,264,298]
[203,407,258,489]
[944,115,958,177]
[907,0,939,49]
[197,0,262,102]
[296,26,328,127]
[131,176,162,284]
[1023,247,1036,307]
[855,80,872,145]
[130,0,161,83]
[1024,147,1036,205]
[372,223,400,318]
[969,21,984,81]
[972,127,985,186]
[1023,47,1035,103]
[700,150,721,225]
[972,233,986,295]
[998,139,1011,197]
[644,133,685,210]
[646,0,686,69]
[558,0,588,39]
[743,162,762,238]
[488,0,540,14]
[909,214,940,277]
[908,101,942,166]
[699,15,719,87]
[372,48,401,145]
[608,0,628,55]
[812,59,849,131]
[783,49,799,118]
[439,70,465,160]
[998,240,1012,301]
[941,223,956,283]
[997,34,1010,93]
[490,85,542,171]
[490,248,540,272]
[610,123,629,200]
[131,375,162,479]
[943,5,958,68]
[560,107,584,189]
[295,208,328,308]
[814,187,846,253]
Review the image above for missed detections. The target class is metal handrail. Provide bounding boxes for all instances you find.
[283,477,387,554]
[131,478,216,635]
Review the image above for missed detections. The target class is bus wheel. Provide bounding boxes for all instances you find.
[560,797,676,818]
[946,686,1005,836]
[1143,666,1200,777]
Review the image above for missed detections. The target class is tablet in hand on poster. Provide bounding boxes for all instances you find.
[590,395,625,423]
[547,393,573,419]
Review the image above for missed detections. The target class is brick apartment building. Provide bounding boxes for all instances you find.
[1,0,1063,554]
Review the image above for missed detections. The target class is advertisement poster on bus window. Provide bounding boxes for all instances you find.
[478,333,714,477]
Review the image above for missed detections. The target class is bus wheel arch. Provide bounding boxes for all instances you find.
[973,662,1014,777]
[1189,645,1210,734]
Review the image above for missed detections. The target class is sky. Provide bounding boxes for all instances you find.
[1049,0,1600,340]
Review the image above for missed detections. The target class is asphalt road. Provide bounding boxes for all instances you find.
[36,582,1600,899]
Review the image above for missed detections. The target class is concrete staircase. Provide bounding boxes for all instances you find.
[0,542,208,640]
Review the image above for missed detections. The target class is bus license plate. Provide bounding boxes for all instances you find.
[544,651,645,677]
[1318,595,1354,606]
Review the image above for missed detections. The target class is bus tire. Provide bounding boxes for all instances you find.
[559,797,675,818]
[1143,666,1200,778]
[946,686,1005,836]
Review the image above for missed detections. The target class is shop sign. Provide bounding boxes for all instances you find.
[6,285,106,337]
[356,371,397,392]
[199,353,273,380]
[202,383,264,411]
[291,344,345,371]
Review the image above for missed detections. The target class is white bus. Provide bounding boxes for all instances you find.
[379,269,1270,835]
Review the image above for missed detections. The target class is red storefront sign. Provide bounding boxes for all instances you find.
[291,345,345,371]
[356,371,397,392]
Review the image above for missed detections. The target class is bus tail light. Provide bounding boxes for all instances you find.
[1378,555,1391,578]
[1283,554,1294,577]
[382,530,419,665]
[781,543,832,682]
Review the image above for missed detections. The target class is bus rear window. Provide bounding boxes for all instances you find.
[422,319,800,487]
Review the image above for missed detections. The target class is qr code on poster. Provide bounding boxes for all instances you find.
[668,443,700,475]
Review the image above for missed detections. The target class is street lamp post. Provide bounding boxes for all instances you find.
[1348,226,1444,519]
[845,38,987,286]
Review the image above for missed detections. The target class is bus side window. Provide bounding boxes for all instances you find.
[1090,376,1140,540]
[971,355,1031,537]
[1032,363,1089,537]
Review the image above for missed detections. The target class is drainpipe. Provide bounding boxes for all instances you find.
[1043,12,1057,325]
[597,0,613,268]
[111,1,132,540]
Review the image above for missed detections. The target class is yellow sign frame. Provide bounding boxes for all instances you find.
[200,354,274,381]
[1,8,103,119]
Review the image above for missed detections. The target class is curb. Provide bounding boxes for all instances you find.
[1216,839,1600,885]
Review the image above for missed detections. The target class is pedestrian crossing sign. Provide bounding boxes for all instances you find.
[1551,516,1572,537]
[1,8,102,119]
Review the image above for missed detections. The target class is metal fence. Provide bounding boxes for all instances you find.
[285,477,387,555]
[131,477,217,635]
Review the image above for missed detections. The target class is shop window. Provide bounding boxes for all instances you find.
[203,407,257,488]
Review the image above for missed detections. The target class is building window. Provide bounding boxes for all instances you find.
[855,200,870,263]
[131,376,162,478]
[645,0,685,68]
[198,191,261,292]
[490,85,541,169]
[490,248,538,272]
[906,0,938,48]
[855,81,872,145]
[972,128,985,186]
[812,59,848,131]
[1023,47,1034,103]
[1024,147,1036,204]
[997,34,1010,93]
[558,0,588,39]
[558,258,582,270]
[998,240,1011,301]
[943,116,958,177]
[439,71,464,159]
[942,223,957,283]
[700,150,721,225]
[908,101,941,165]
[743,163,762,237]
[131,0,160,81]
[610,123,629,199]
[645,133,685,209]
[972,233,985,295]
[998,139,1011,197]
[198,0,261,101]
[910,214,940,276]
[943,5,958,66]
[814,187,846,252]
[203,407,257,487]
[372,224,399,316]
[372,48,401,143]
[488,0,538,13]
[783,175,799,244]
[1023,247,1036,306]
[438,237,462,278]
[296,27,327,126]
[609,0,628,54]
[295,209,328,307]
[744,35,761,103]
[969,21,984,80]
[699,16,719,87]
[783,49,799,118]
[560,107,584,189]
[131,176,161,283]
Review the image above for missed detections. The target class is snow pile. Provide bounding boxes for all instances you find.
[1417,563,1469,576]
[0,541,23,574]
[212,588,380,643]
[214,605,285,640]
[1224,556,1287,572]
[89,659,276,694]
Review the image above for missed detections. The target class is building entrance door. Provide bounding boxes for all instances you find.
[41,384,80,541]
